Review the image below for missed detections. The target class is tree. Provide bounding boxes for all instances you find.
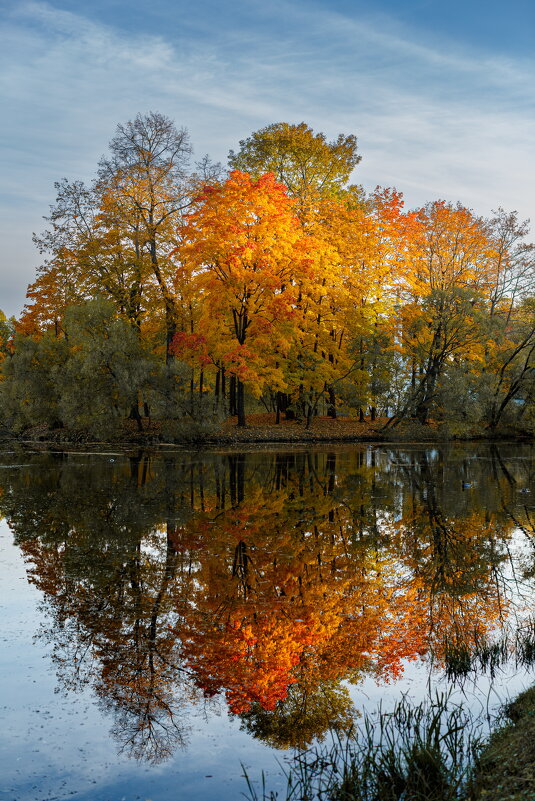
[58,298,155,435]
[487,208,535,322]
[228,122,363,422]
[176,170,315,426]
[485,297,535,429]
[303,187,418,422]
[24,113,193,356]
[388,201,496,425]
[1,331,68,430]
[0,309,14,367]
[228,122,361,210]
[97,112,193,358]
[3,299,156,435]
[24,178,149,336]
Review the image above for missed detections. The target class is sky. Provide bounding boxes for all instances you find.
[1,0,534,317]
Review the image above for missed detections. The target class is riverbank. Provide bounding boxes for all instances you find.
[470,686,535,800]
[1,413,530,448]
[242,687,535,801]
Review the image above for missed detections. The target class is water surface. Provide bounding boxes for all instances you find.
[2,444,535,800]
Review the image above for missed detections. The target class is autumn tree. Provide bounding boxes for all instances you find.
[23,113,193,356]
[14,111,535,436]
[176,170,315,426]
[97,112,193,357]
[228,121,361,211]
[24,178,150,336]
[387,201,496,425]
[306,187,419,422]
[227,123,416,424]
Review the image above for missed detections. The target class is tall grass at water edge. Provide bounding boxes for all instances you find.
[242,692,486,801]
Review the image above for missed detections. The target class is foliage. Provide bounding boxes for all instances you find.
[228,121,361,208]
[176,169,314,426]
[1,331,68,430]
[58,298,154,436]
[3,298,165,436]
[6,112,535,436]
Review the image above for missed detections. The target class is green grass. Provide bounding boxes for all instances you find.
[242,692,484,801]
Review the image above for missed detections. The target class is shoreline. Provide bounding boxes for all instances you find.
[470,686,535,800]
[1,413,533,451]
[0,428,532,453]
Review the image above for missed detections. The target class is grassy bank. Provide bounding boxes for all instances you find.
[469,686,535,801]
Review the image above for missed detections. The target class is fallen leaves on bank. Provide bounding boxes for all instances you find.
[218,414,387,442]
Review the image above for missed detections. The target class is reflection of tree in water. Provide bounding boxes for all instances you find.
[2,453,197,763]
[389,453,511,657]
[0,446,528,757]
[176,451,431,722]
[239,681,354,750]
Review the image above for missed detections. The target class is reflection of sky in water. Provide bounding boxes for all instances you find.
[353,524,535,734]
[2,445,535,800]
[0,527,288,801]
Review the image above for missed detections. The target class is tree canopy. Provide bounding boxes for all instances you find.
[4,111,535,436]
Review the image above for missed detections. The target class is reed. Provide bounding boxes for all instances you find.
[242,692,483,801]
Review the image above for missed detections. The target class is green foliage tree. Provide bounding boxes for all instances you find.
[228,121,361,208]
[1,332,68,430]
[57,298,155,436]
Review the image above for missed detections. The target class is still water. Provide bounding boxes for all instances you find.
[1,444,535,800]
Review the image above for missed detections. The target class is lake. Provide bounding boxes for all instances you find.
[1,443,535,800]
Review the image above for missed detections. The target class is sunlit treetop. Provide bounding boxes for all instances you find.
[228,122,361,205]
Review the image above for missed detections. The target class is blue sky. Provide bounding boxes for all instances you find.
[1,0,534,317]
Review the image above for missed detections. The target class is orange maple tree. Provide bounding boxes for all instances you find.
[174,170,316,425]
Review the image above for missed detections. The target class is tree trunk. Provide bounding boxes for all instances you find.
[215,368,220,406]
[414,373,436,424]
[327,385,337,418]
[236,379,246,426]
[229,375,237,417]
[129,401,143,431]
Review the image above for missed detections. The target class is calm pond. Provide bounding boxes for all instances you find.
[2,443,535,800]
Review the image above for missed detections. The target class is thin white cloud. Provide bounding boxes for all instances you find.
[1,0,534,315]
